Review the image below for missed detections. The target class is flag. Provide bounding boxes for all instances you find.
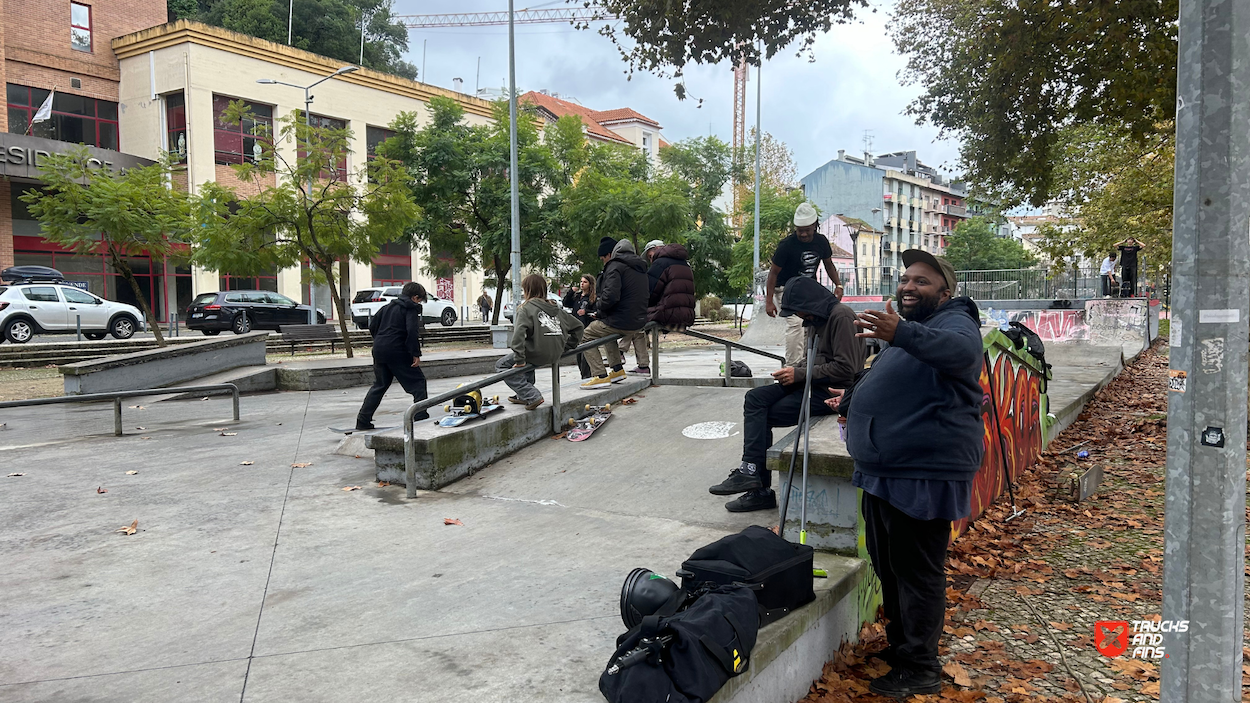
[26,90,54,134]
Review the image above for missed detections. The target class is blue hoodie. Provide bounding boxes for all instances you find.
[845,296,984,481]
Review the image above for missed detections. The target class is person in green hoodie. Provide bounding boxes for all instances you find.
[496,274,585,410]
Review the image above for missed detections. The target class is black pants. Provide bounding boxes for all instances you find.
[1101,275,1116,297]
[861,492,950,672]
[356,357,429,426]
[1120,266,1138,297]
[741,382,833,487]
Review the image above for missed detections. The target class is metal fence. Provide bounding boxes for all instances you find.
[835,265,1160,301]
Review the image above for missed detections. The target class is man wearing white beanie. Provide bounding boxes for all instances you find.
[765,202,843,365]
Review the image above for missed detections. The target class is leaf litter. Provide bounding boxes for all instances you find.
[116,519,137,535]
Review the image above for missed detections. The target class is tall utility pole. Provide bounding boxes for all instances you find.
[751,54,762,278]
[507,0,521,312]
[1163,0,1249,700]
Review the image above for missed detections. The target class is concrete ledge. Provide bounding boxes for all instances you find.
[274,351,506,391]
[1046,350,1123,443]
[368,377,650,489]
[171,365,277,397]
[58,332,268,395]
[766,417,858,554]
[713,553,866,703]
[657,376,773,388]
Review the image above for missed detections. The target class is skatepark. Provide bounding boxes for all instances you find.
[0,297,1160,702]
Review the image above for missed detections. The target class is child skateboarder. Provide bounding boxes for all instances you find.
[497,274,584,410]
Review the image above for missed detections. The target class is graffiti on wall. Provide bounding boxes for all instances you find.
[983,307,1090,342]
[952,341,1046,539]
[1086,299,1148,345]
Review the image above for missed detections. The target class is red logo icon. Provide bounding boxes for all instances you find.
[1095,621,1129,657]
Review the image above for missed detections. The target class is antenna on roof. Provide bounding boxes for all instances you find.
[862,130,874,166]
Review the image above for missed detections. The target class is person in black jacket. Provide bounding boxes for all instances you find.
[581,237,649,388]
[355,282,429,430]
[708,276,866,512]
[833,250,984,699]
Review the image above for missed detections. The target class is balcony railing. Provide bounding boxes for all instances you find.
[945,204,967,216]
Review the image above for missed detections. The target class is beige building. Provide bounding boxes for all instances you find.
[112,20,498,321]
[521,91,666,161]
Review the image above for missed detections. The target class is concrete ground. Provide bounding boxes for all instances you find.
[0,351,766,702]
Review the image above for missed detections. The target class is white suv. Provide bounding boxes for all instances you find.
[0,284,144,343]
[350,287,459,328]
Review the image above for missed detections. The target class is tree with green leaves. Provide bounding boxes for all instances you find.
[943,217,1037,271]
[659,136,737,298]
[727,186,807,291]
[382,97,556,325]
[891,0,1177,207]
[193,101,420,356]
[169,0,418,80]
[21,150,193,346]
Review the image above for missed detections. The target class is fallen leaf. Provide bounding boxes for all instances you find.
[126,470,138,475]
[551,432,567,439]
[1141,681,1160,695]
[116,519,137,535]
[219,432,237,437]
[129,405,146,410]
[213,427,228,431]
[291,462,311,468]
[341,486,361,491]
[443,518,464,526]
[239,461,254,466]
[96,486,107,494]
[141,437,152,440]
[7,472,25,477]
[621,397,638,405]
[942,661,973,687]
[135,427,146,430]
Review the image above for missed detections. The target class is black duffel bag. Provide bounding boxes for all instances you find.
[600,584,758,703]
[678,525,814,625]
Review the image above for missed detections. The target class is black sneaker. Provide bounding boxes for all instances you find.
[355,422,376,431]
[725,488,776,513]
[708,468,762,495]
[868,666,941,699]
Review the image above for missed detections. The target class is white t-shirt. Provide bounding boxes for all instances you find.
[1100,257,1116,275]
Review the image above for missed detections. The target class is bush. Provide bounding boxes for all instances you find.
[701,295,723,320]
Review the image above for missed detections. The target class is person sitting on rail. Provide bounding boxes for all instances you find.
[496,274,584,410]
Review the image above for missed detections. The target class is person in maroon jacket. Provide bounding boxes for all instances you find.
[644,240,696,330]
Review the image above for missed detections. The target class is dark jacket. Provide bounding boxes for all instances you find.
[595,239,649,331]
[646,243,696,329]
[369,297,423,362]
[845,296,985,481]
[779,276,866,389]
[509,298,584,366]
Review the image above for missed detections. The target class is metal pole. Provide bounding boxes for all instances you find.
[751,48,762,278]
[287,0,293,44]
[305,87,316,326]
[1163,0,1249,698]
[507,0,522,315]
[476,56,481,94]
[550,360,561,435]
[359,10,366,65]
[650,325,659,385]
[113,397,122,436]
[724,344,732,387]
[76,314,81,341]
[421,39,426,82]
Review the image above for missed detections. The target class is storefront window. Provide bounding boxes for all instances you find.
[13,245,191,321]
[166,92,187,164]
[212,95,272,165]
[6,84,119,149]
[219,271,278,292]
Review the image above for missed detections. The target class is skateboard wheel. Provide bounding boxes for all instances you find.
[604,403,611,412]
[443,405,450,412]
[568,418,575,427]
[584,404,591,412]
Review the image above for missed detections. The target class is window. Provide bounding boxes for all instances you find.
[71,2,92,52]
[166,92,187,164]
[366,125,396,160]
[301,113,348,180]
[6,84,118,149]
[63,287,99,304]
[371,263,411,287]
[377,240,411,257]
[219,272,278,292]
[266,293,297,306]
[22,286,60,302]
[212,95,272,165]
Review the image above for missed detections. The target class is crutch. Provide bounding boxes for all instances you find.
[777,330,818,542]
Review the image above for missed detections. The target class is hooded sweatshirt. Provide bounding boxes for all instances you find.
[369,296,423,362]
[595,238,650,331]
[779,276,866,389]
[509,297,584,367]
[845,296,985,481]
[646,243,696,329]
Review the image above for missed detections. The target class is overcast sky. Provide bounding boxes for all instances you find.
[390,1,962,181]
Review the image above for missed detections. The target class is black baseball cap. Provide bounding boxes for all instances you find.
[900,249,958,292]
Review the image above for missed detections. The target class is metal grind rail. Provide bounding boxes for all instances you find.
[402,334,622,498]
[672,327,785,386]
[0,384,240,436]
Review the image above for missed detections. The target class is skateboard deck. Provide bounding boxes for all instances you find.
[567,404,612,441]
[436,402,504,428]
[329,426,397,435]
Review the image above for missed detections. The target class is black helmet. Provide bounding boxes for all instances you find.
[619,568,680,629]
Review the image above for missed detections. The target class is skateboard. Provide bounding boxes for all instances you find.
[435,385,504,428]
[567,403,611,441]
[329,426,397,435]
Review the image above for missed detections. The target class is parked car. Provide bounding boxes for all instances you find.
[0,282,143,343]
[501,292,563,322]
[186,290,325,335]
[350,287,458,328]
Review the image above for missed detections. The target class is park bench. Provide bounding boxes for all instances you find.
[280,324,344,355]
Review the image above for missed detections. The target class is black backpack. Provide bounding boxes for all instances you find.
[1002,321,1052,391]
[599,583,758,703]
[678,525,815,625]
[729,360,752,377]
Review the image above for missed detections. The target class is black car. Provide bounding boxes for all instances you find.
[186,290,325,335]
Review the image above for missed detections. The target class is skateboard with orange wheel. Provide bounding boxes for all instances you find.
[567,403,611,441]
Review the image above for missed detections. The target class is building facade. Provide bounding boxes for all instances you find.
[521,91,666,161]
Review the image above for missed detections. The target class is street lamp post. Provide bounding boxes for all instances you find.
[257,65,358,324]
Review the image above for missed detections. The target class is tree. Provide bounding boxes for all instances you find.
[891,0,1178,206]
[727,186,807,291]
[382,98,556,325]
[193,102,420,356]
[944,217,1037,271]
[589,0,866,97]
[659,136,737,298]
[172,0,418,80]
[21,150,192,346]
[735,129,798,191]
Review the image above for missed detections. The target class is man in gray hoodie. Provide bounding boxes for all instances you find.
[496,274,584,409]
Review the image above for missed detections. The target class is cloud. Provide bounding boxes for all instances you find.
[394,1,961,180]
